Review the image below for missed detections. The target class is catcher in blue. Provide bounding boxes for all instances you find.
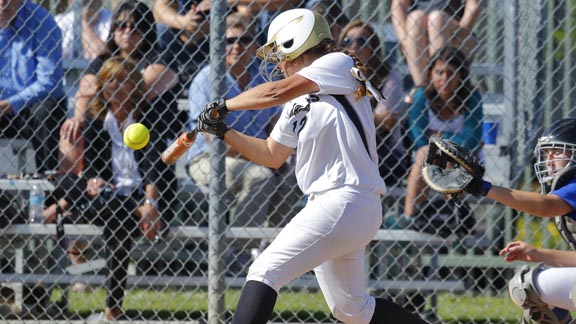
[422,118,576,324]
[195,8,427,324]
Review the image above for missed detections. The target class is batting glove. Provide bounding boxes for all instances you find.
[198,115,230,140]
[204,98,229,123]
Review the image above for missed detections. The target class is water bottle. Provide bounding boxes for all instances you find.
[28,184,45,224]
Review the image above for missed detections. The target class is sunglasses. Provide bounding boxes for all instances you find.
[226,36,253,46]
[115,21,136,32]
[341,37,368,48]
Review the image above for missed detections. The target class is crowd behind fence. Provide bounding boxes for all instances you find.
[0,0,575,323]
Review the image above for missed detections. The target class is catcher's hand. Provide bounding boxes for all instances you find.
[422,135,491,196]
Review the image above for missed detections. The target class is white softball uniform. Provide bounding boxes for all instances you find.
[246,52,387,324]
[536,266,576,311]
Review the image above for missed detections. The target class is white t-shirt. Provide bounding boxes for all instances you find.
[55,9,112,60]
[270,52,387,195]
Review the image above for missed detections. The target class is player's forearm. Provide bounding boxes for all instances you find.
[486,186,568,217]
[536,249,576,268]
[226,75,316,111]
[226,85,283,110]
[223,130,284,169]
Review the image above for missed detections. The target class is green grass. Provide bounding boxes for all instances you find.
[51,288,522,323]
[437,293,521,323]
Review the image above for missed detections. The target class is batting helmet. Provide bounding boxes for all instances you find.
[256,8,332,64]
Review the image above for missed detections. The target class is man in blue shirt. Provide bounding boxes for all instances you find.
[186,14,295,272]
[0,0,67,173]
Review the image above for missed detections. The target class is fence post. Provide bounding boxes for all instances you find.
[208,1,228,323]
[503,0,518,245]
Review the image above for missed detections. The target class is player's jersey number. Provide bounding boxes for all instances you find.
[292,117,307,135]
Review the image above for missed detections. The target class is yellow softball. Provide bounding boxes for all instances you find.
[123,123,150,150]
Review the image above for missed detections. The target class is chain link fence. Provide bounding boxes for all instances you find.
[0,0,575,323]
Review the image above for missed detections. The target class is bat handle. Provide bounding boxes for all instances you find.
[161,129,198,165]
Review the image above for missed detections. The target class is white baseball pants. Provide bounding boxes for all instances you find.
[246,186,383,324]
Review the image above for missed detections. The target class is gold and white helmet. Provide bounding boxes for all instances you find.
[257,8,332,79]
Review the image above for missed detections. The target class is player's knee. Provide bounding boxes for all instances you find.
[508,264,543,308]
[329,297,372,324]
[245,263,282,293]
[508,263,571,323]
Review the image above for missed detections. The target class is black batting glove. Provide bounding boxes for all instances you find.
[198,114,231,140]
[204,98,229,123]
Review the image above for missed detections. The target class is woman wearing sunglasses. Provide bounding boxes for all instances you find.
[53,0,180,306]
[339,20,408,187]
[59,0,181,176]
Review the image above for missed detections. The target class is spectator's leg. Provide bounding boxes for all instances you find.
[427,10,478,59]
[101,199,138,320]
[404,145,429,218]
[404,10,429,86]
[188,152,211,186]
[68,240,92,292]
[30,97,67,173]
[228,158,276,227]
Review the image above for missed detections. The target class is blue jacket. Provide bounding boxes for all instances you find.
[0,1,65,113]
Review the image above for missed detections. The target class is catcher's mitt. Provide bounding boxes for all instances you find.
[422,135,486,195]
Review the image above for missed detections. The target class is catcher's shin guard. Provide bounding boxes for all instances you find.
[509,264,572,324]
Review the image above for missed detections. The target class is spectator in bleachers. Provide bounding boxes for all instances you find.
[391,0,480,90]
[55,0,112,60]
[44,56,174,322]
[339,20,408,186]
[231,0,303,43]
[185,13,281,271]
[387,46,483,228]
[152,0,210,94]
[307,0,348,41]
[59,0,181,176]
[383,46,482,318]
[0,0,68,173]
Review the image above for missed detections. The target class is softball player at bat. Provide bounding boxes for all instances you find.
[195,8,427,324]
[437,118,576,323]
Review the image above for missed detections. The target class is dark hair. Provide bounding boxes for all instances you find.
[338,20,390,90]
[425,46,473,114]
[310,1,349,28]
[104,0,157,60]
